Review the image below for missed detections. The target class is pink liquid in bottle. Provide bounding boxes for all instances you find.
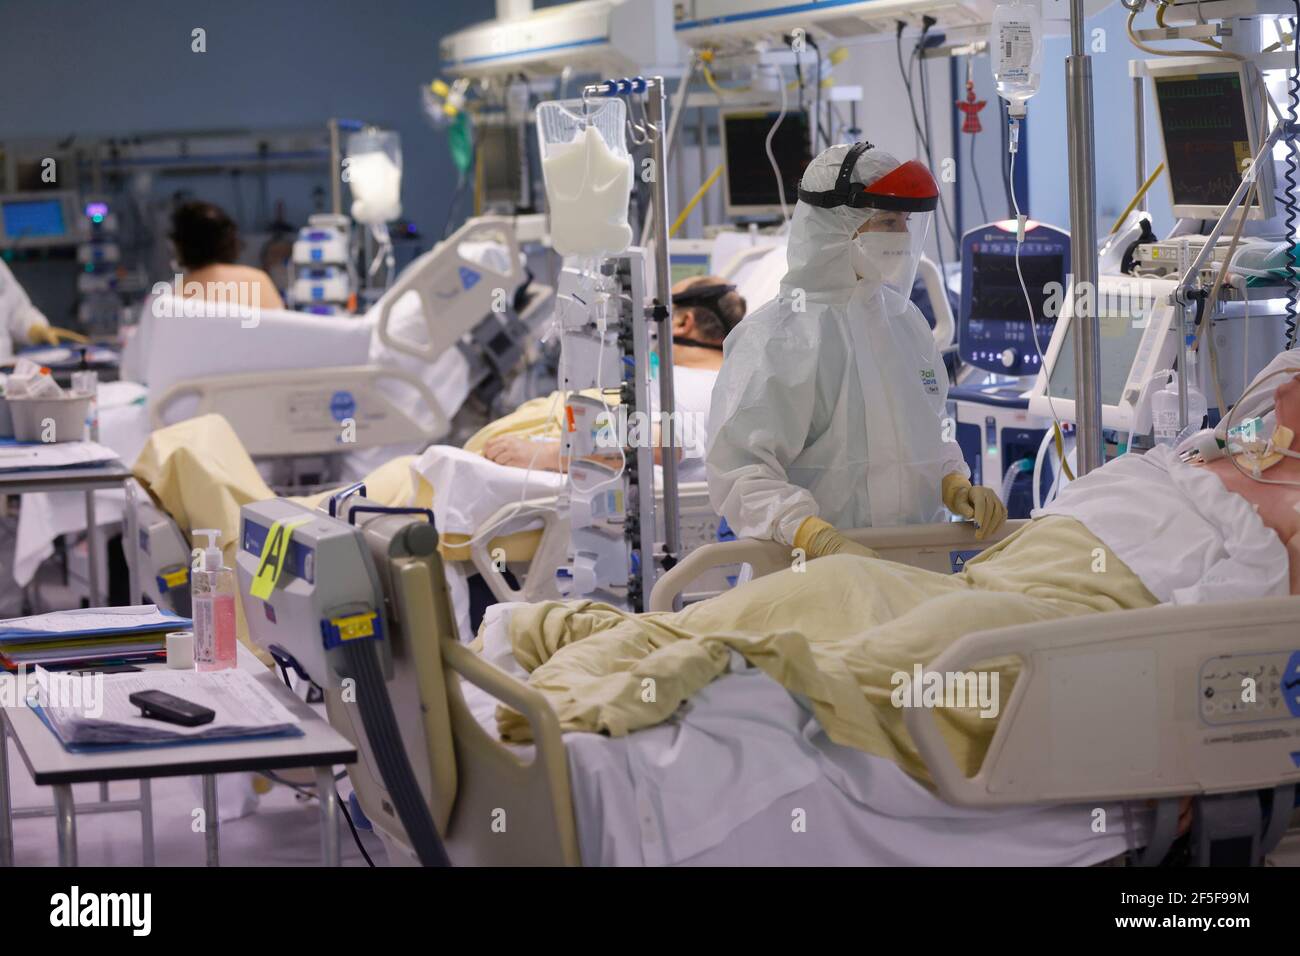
[194,591,238,671]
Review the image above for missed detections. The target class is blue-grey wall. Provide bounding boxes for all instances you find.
[0,0,509,242]
[1026,4,1175,242]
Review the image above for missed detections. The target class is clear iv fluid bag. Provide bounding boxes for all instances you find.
[991,0,1042,116]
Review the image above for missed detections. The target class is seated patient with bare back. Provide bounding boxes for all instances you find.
[170,200,285,314]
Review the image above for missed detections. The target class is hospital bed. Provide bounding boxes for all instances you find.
[241,493,1298,866]
[131,216,551,475]
[10,219,557,604]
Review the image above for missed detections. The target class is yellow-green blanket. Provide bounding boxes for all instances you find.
[497,516,1158,784]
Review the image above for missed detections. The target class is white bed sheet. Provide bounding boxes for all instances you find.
[463,604,1146,866]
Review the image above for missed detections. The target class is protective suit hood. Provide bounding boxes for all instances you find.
[781,144,919,298]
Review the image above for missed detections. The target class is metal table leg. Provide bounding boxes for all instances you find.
[85,490,101,607]
[140,779,155,866]
[54,784,77,866]
[315,766,340,866]
[202,774,219,867]
[126,480,141,605]
[0,716,13,867]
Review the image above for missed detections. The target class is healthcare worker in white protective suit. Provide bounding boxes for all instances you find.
[707,142,1007,558]
[0,257,72,362]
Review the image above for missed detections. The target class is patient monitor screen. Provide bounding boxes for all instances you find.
[1048,310,1147,408]
[723,110,812,214]
[1154,70,1257,212]
[1,198,66,240]
[969,251,1066,322]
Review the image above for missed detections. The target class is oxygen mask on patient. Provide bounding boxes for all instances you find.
[536,98,633,258]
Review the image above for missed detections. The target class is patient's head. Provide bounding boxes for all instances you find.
[171,200,240,270]
[671,275,747,347]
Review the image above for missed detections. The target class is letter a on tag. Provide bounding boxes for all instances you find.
[250,517,311,600]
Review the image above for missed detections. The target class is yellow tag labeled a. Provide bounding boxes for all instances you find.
[249,517,312,601]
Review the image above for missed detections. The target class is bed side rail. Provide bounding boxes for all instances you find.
[376,215,523,362]
[468,499,569,603]
[150,364,446,456]
[905,595,1300,807]
[439,641,581,865]
[468,481,719,605]
[648,519,1028,612]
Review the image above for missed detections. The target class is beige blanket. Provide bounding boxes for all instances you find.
[497,516,1158,784]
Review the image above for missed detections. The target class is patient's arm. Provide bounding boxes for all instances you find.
[483,436,563,472]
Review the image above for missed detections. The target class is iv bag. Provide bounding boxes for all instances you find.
[346,129,403,225]
[991,0,1042,116]
[536,98,633,257]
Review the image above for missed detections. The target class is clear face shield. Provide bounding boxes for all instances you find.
[852,209,932,296]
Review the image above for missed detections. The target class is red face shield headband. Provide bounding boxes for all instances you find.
[796,142,940,213]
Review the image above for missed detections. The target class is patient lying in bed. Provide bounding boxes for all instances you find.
[491,376,1300,786]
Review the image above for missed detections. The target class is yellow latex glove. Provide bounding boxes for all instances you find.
[28,324,88,346]
[27,324,58,346]
[793,516,878,561]
[941,472,1007,541]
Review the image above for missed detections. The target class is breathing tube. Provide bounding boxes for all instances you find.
[1285,7,1300,348]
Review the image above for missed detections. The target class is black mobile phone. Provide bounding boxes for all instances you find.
[72,665,143,675]
[129,690,216,727]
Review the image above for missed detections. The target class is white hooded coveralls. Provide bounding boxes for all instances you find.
[706,145,969,545]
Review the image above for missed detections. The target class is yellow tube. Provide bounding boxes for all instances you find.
[1110,162,1165,234]
[702,63,749,97]
[670,164,724,238]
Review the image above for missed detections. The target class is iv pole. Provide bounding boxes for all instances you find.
[582,75,683,599]
[1066,0,1105,475]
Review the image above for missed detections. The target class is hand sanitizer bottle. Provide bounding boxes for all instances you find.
[191,528,237,671]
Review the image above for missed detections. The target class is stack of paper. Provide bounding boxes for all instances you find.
[0,605,185,671]
[32,668,302,749]
[0,439,120,473]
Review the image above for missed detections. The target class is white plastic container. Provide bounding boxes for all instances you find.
[536,98,633,257]
[991,0,1043,117]
[1151,371,1208,446]
[8,394,90,443]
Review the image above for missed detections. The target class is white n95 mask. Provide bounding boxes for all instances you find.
[851,216,930,296]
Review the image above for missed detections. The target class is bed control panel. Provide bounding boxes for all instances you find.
[1198,651,1300,726]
